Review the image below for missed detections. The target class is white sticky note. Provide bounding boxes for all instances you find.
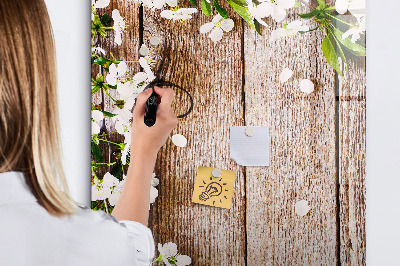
[230,126,270,166]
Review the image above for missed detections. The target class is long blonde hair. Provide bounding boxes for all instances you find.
[0,0,78,217]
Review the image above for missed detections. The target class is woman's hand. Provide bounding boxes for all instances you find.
[111,86,178,225]
[130,86,179,159]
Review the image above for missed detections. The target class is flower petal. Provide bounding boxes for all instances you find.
[210,27,224,42]
[176,255,192,266]
[220,19,234,32]
[271,5,286,22]
[295,200,311,216]
[279,67,293,83]
[299,79,314,94]
[92,110,104,121]
[171,134,188,147]
[200,22,215,34]
[91,121,101,135]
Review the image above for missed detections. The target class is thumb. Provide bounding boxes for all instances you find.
[133,87,153,118]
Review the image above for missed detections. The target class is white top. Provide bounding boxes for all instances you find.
[0,171,155,265]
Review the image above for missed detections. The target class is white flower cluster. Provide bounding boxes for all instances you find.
[200,14,234,42]
[92,172,159,208]
[157,242,192,266]
[247,0,296,26]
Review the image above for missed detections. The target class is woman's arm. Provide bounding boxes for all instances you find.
[111,87,178,226]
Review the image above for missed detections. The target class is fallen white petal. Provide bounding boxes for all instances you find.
[299,79,314,94]
[279,68,293,83]
[171,134,187,147]
[295,200,310,216]
[92,110,104,121]
[210,27,224,42]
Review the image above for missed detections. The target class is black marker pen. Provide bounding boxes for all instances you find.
[144,88,159,127]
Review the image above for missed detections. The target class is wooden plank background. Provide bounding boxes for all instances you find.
[92,0,366,265]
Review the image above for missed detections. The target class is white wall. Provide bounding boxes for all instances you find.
[45,0,91,206]
[366,0,400,264]
[45,0,400,263]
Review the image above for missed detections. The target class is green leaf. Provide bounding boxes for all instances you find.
[317,0,325,5]
[101,110,117,117]
[321,34,342,76]
[294,0,301,7]
[95,73,103,83]
[110,162,123,179]
[94,57,108,65]
[298,9,320,19]
[93,15,101,26]
[189,0,197,6]
[91,140,104,162]
[332,28,366,56]
[227,0,262,35]
[213,0,228,19]
[100,13,110,26]
[91,85,100,94]
[200,0,212,16]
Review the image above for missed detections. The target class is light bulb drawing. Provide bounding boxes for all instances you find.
[199,182,222,201]
[198,176,229,206]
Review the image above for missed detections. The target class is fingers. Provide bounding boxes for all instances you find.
[154,86,175,108]
[133,87,153,118]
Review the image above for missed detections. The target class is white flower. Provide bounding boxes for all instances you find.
[271,20,309,41]
[342,14,365,43]
[171,134,188,147]
[91,110,103,135]
[335,0,365,16]
[248,0,295,24]
[152,173,159,186]
[112,9,127,45]
[91,184,108,201]
[92,0,110,9]
[279,67,293,83]
[139,57,156,81]
[299,79,314,94]
[108,180,124,206]
[295,200,311,216]
[200,14,234,42]
[150,185,159,204]
[102,172,119,189]
[247,1,270,26]
[92,46,105,55]
[160,8,197,21]
[106,61,127,86]
[112,106,132,134]
[121,143,130,165]
[158,243,191,266]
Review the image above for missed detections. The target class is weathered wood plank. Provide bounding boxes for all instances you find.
[243,8,338,265]
[143,4,247,265]
[92,1,140,178]
[339,56,366,265]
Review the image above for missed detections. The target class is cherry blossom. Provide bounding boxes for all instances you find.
[271,20,309,41]
[112,9,126,45]
[200,14,234,42]
[160,8,197,21]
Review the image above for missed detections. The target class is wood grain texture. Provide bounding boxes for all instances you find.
[143,3,247,265]
[91,0,367,264]
[243,7,338,265]
[92,1,140,177]
[339,57,366,265]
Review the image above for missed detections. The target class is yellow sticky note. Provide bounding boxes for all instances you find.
[192,166,236,209]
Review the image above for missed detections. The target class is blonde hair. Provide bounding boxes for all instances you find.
[0,0,78,217]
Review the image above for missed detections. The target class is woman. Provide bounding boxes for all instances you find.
[0,0,178,265]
